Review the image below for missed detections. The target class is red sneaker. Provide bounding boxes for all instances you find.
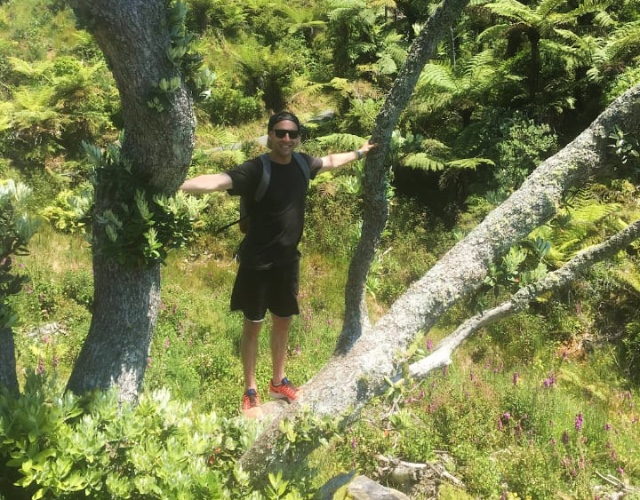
[269,377,302,403]
[242,389,263,419]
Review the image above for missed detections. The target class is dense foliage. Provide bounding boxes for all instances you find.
[1,0,640,497]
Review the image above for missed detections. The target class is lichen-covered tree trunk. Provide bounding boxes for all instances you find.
[0,327,19,396]
[240,84,640,480]
[65,0,195,401]
[339,0,472,351]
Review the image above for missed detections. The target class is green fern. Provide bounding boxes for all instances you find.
[403,153,446,171]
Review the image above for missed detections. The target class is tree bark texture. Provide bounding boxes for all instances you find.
[0,327,19,396]
[66,0,195,400]
[339,0,472,351]
[240,84,640,479]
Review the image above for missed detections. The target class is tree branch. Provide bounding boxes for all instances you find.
[406,218,640,381]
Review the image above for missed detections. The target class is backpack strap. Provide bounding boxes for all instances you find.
[292,152,311,186]
[255,154,272,202]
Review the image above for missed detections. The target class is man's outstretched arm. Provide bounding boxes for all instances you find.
[180,172,233,194]
[318,140,377,174]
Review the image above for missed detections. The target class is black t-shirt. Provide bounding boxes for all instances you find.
[227,153,322,269]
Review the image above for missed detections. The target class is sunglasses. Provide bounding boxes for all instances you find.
[273,129,300,139]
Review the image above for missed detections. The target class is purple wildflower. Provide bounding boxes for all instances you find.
[36,356,44,375]
[543,372,556,387]
[426,338,433,351]
[575,413,584,431]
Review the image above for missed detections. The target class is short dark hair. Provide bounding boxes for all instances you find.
[268,111,300,131]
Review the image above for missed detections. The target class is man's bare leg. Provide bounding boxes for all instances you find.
[269,314,302,402]
[241,317,263,392]
[270,313,292,384]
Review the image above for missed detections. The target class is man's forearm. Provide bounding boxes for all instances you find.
[180,173,232,194]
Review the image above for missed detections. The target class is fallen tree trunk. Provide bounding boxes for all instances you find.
[239,84,640,481]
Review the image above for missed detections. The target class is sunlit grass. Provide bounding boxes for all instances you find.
[8,206,640,498]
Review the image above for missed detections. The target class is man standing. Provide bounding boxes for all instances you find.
[181,111,376,418]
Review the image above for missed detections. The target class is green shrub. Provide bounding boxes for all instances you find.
[0,179,40,330]
[39,185,93,234]
[198,83,263,125]
[461,454,502,498]
[0,374,261,499]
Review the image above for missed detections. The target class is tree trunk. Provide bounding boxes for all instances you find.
[240,84,640,480]
[66,0,195,400]
[0,327,19,397]
[339,0,472,351]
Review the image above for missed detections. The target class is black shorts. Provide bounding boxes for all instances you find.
[230,260,300,321]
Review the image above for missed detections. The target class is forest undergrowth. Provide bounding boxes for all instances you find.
[5,190,640,499]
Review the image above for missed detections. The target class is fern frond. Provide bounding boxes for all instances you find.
[374,54,398,75]
[447,157,495,169]
[484,0,537,24]
[403,153,445,171]
[477,23,512,43]
[572,0,614,20]
[569,202,621,225]
[316,133,368,152]
[8,57,49,78]
[605,21,640,61]
[418,62,456,91]
[537,0,566,19]
[287,19,327,34]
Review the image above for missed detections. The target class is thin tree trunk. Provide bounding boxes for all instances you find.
[66,0,195,401]
[0,327,19,397]
[338,0,473,352]
[240,84,640,481]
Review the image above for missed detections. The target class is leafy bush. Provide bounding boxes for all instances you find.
[0,180,39,330]
[199,82,264,125]
[0,374,262,499]
[39,185,93,234]
[494,115,558,193]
